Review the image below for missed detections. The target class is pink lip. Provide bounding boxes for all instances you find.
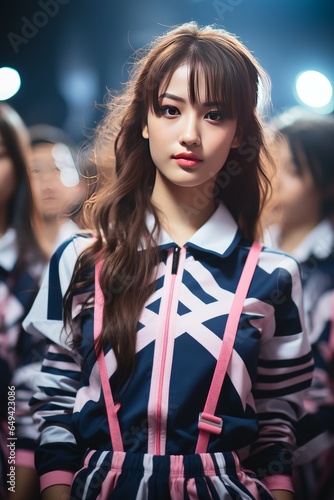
[173,152,202,168]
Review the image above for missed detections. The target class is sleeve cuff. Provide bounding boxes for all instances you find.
[15,449,35,468]
[262,474,294,492]
[40,470,74,493]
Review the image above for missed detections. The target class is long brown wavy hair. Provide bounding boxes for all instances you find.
[0,103,45,271]
[64,22,273,381]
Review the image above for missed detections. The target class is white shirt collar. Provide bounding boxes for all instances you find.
[0,228,18,271]
[146,203,241,257]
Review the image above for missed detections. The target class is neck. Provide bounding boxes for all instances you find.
[32,215,65,259]
[151,173,217,246]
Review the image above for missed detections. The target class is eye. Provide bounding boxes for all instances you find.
[160,105,180,117]
[205,110,223,121]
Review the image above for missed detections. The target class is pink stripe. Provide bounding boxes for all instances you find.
[262,474,294,492]
[158,248,186,455]
[94,260,123,452]
[71,449,95,486]
[196,242,262,453]
[111,450,126,471]
[155,266,176,454]
[83,449,95,466]
[40,470,74,492]
[186,478,202,499]
[147,248,186,455]
[147,260,172,454]
[97,452,126,499]
[15,449,35,468]
[169,454,185,497]
[237,470,261,499]
[200,453,216,475]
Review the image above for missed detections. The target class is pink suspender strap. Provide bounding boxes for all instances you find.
[195,241,263,454]
[94,259,124,452]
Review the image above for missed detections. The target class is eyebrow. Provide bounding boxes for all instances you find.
[159,92,185,103]
[159,92,219,108]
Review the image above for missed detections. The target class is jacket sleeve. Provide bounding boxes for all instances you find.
[12,358,45,469]
[294,286,334,464]
[30,341,83,491]
[22,236,90,491]
[244,251,314,492]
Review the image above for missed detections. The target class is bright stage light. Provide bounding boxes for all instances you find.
[295,70,333,111]
[0,67,21,100]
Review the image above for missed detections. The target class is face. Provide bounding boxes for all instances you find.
[142,64,240,198]
[0,135,16,210]
[28,142,84,222]
[268,138,322,231]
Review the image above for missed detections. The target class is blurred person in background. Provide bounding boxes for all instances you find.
[263,107,334,500]
[0,103,46,499]
[28,124,88,258]
[7,124,93,500]
[1,112,92,499]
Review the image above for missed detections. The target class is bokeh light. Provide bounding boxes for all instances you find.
[295,70,333,112]
[0,67,21,100]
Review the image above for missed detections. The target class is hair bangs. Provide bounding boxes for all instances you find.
[186,51,238,120]
[143,45,187,116]
[143,35,254,122]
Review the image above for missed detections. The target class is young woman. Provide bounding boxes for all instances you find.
[0,103,46,499]
[24,22,313,500]
[263,107,334,499]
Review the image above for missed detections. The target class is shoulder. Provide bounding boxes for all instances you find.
[237,238,300,276]
[257,244,300,276]
[51,232,94,269]
[22,233,95,343]
[43,232,95,301]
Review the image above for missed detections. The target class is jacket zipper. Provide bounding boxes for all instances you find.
[155,245,181,454]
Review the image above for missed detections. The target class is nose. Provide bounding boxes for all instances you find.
[179,113,201,146]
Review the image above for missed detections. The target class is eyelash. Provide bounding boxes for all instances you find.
[160,105,224,121]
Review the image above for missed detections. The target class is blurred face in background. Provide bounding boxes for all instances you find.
[28,142,85,222]
[268,137,322,232]
[0,134,16,212]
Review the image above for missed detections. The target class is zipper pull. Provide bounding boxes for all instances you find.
[171,246,180,275]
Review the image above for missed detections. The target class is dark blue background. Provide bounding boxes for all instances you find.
[1,0,333,143]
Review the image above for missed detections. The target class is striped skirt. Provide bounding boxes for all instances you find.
[70,450,274,500]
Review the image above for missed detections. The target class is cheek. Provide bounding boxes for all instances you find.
[210,130,235,154]
[147,130,164,158]
[281,181,311,209]
[3,172,16,195]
